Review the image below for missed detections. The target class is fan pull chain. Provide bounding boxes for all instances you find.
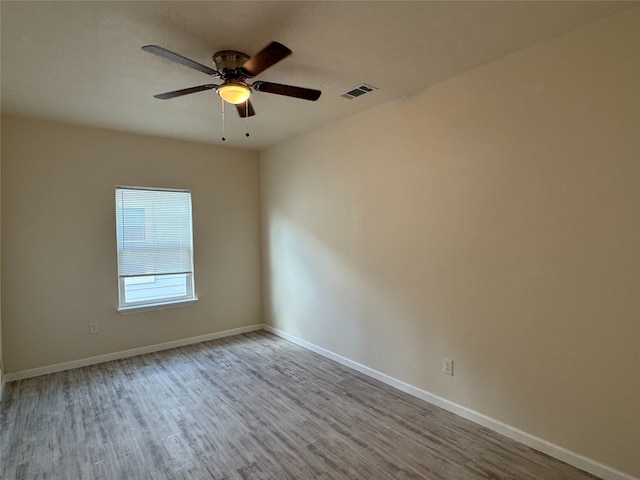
[221,98,226,141]
[245,102,250,138]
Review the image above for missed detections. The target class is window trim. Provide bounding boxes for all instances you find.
[115,185,197,313]
[117,297,198,315]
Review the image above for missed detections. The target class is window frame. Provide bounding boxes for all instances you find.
[115,186,198,314]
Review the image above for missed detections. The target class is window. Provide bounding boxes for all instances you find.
[115,186,197,312]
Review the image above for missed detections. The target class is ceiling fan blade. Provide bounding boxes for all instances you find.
[252,81,321,101]
[153,84,218,100]
[142,45,220,77]
[240,41,292,77]
[235,100,256,118]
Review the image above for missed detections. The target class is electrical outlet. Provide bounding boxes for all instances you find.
[442,357,454,376]
[89,323,99,335]
[276,302,280,313]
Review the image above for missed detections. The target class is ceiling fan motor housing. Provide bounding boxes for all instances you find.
[213,50,250,75]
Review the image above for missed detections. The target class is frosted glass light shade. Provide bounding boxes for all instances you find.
[218,85,250,104]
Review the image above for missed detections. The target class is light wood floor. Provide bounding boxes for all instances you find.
[1,331,600,480]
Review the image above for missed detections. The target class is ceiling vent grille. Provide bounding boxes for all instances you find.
[341,83,377,99]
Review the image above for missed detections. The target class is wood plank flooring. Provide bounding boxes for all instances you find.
[1,331,600,480]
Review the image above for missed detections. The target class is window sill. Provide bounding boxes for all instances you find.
[117,298,199,315]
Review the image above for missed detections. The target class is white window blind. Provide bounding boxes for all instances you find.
[115,186,196,311]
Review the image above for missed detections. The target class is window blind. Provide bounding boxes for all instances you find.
[116,187,194,279]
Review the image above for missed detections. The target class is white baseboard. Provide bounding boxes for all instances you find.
[4,324,263,383]
[264,325,638,480]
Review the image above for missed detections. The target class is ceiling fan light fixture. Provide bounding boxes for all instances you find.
[218,84,251,105]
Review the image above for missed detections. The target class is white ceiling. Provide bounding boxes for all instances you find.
[1,1,634,151]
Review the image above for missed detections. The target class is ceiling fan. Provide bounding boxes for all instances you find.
[142,41,321,118]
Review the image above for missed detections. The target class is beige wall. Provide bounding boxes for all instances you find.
[1,115,262,373]
[260,9,639,478]
[0,118,3,387]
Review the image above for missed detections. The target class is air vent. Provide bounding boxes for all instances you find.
[341,83,377,100]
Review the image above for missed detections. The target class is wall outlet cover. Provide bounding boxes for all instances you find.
[443,357,454,376]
